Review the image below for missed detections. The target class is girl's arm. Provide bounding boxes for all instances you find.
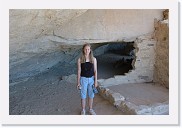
[93,57,98,87]
[77,58,81,89]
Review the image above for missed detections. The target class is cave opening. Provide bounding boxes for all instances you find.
[93,42,135,79]
[18,42,136,83]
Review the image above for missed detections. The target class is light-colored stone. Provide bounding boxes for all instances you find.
[151,103,169,115]
[98,85,168,115]
[119,101,138,115]
[97,34,157,87]
[153,16,169,88]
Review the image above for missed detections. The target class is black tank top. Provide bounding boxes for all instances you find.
[81,62,94,78]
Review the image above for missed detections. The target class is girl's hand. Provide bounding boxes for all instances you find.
[94,82,98,88]
[77,84,81,90]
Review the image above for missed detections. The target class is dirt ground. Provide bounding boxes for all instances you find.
[9,64,124,115]
[9,53,133,115]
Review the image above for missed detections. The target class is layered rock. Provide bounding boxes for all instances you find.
[9,9,164,85]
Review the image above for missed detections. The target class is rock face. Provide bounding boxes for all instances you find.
[9,9,164,85]
[10,9,88,84]
[97,34,157,86]
[153,10,169,88]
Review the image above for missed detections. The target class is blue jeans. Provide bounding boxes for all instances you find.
[80,76,94,99]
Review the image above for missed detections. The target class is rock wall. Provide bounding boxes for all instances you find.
[53,9,163,43]
[9,9,164,85]
[97,34,157,87]
[153,10,169,88]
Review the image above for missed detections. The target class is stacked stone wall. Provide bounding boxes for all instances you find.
[153,11,169,88]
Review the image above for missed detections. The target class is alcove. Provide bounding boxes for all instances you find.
[93,42,135,79]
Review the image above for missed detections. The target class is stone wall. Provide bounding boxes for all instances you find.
[97,34,157,87]
[153,10,169,88]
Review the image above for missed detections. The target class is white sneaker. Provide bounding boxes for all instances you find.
[81,109,86,115]
[89,109,96,115]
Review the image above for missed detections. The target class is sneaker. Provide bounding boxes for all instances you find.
[89,109,96,115]
[81,109,86,115]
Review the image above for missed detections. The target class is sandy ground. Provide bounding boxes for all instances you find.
[9,53,131,115]
[9,64,123,115]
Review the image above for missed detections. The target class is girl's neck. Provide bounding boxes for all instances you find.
[85,54,89,58]
[85,55,90,62]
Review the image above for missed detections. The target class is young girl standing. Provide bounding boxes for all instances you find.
[77,43,98,115]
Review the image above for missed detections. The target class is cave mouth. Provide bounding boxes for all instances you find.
[93,42,135,79]
[9,42,135,86]
[51,42,136,80]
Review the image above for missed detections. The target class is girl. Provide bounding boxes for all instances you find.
[77,43,98,115]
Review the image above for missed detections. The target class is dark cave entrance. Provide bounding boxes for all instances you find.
[25,42,136,82]
[93,42,135,79]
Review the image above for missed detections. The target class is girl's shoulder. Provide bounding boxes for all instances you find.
[78,57,81,62]
[93,57,97,62]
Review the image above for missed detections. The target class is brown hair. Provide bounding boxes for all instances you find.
[80,43,94,63]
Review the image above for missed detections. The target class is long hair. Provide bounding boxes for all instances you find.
[80,43,94,63]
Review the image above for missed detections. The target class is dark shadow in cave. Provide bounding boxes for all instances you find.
[94,42,135,79]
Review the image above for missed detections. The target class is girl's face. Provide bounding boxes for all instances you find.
[84,45,91,56]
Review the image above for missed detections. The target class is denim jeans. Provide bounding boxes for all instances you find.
[80,76,94,99]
